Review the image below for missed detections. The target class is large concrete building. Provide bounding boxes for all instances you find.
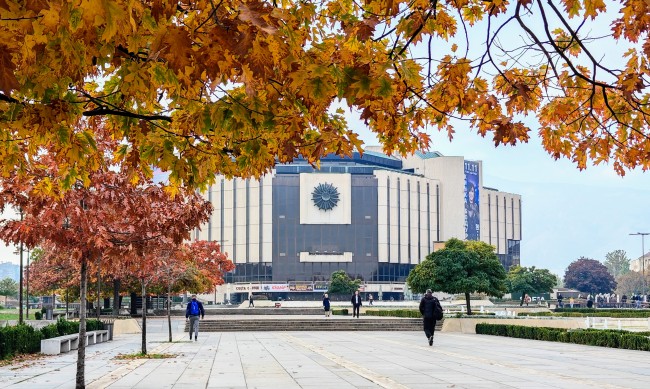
[195,150,522,302]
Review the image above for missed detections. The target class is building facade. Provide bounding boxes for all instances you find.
[195,150,522,300]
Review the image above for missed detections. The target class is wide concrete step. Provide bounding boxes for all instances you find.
[184,318,444,332]
[156,308,325,316]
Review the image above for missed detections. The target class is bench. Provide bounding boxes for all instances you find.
[41,334,79,355]
[85,330,109,345]
[40,330,110,355]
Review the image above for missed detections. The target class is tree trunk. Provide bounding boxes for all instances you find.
[65,288,69,318]
[130,291,137,315]
[96,257,101,319]
[167,284,172,343]
[76,256,88,389]
[141,281,147,355]
[113,278,120,317]
[465,291,472,315]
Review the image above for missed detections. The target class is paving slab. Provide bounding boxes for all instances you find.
[0,317,649,388]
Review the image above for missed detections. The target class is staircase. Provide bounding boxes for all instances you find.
[184,318,444,332]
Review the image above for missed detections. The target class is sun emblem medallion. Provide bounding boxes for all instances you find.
[311,183,340,211]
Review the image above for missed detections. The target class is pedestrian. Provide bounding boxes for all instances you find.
[419,289,442,346]
[557,293,563,308]
[569,296,574,308]
[323,293,331,318]
[185,294,205,341]
[351,290,362,318]
[368,294,374,306]
[524,293,531,307]
[249,294,254,308]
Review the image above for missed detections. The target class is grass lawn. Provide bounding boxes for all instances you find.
[0,309,36,320]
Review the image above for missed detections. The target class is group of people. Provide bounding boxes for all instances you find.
[187,290,442,346]
[556,292,650,309]
[322,290,365,318]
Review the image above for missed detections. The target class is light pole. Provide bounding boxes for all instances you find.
[18,208,24,325]
[26,249,30,320]
[630,232,649,294]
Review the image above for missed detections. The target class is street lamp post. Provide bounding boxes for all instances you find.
[18,209,24,325]
[630,232,649,294]
[26,249,30,320]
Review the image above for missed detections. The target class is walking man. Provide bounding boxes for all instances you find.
[419,289,442,346]
[249,294,254,308]
[351,290,362,318]
[185,294,205,341]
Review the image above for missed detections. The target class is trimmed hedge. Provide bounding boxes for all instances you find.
[364,309,422,318]
[332,309,348,315]
[364,309,491,318]
[0,318,104,359]
[555,308,650,314]
[475,323,650,351]
[524,311,650,318]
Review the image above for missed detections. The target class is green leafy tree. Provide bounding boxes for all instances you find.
[603,250,631,278]
[405,255,436,294]
[408,238,507,314]
[0,277,19,300]
[328,270,361,296]
[506,266,557,306]
[564,257,617,294]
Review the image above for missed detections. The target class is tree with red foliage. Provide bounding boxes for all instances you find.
[146,241,233,342]
[0,128,212,389]
[564,257,617,295]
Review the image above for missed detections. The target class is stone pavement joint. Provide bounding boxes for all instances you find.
[280,333,409,389]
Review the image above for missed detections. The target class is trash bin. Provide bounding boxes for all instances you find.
[102,319,115,340]
[45,307,53,320]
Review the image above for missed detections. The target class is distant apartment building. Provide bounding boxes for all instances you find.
[629,252,650,274]
[0,262,19,281]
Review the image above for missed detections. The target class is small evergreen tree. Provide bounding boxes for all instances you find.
[328,270,361,295]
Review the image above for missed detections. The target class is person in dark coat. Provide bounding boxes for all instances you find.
[419,289,438,346]
[323,293,331,318]
[249,294,254,308]
[350,290,362,318]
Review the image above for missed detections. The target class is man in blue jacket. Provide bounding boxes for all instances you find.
[185,295,205,341]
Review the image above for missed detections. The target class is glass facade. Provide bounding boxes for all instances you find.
[225,263,273,283]
[500,239,521,271]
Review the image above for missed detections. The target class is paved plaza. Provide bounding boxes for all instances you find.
[0,317,649,389]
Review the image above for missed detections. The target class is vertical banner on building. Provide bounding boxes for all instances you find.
[464,161,480,240]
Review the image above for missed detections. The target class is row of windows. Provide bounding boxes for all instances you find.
[224,262,417,283]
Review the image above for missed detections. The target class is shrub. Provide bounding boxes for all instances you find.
[0,318,104,360]
[0,324,42,359]
[332,309,348,315]
[34,311,42,320]
[365,309,421,318]
[476,323,650,351]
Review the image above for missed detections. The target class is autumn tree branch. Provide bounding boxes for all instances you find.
[0,93,19,104]
[82,107,172,122]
